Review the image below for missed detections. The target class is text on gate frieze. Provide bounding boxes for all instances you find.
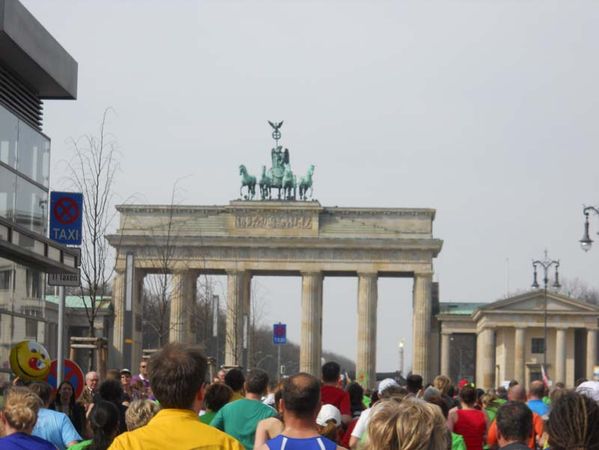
[235,212,313,229]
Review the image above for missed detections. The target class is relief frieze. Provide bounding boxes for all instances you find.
[234,212,313,229]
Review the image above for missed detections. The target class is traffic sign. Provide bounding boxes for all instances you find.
[46,359,85,399]
[50,192,83,245]
[273,322,286,345]
[48,271,81,287]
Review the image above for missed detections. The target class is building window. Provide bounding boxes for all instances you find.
[530,370,542,382]
[0,269,11,289]
[531,338,545,354]
[25,317,38,339]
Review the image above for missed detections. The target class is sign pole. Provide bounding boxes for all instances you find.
[277,344,281,382]
[57,286,65,384]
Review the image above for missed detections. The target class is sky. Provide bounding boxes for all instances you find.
[23,0,599,371]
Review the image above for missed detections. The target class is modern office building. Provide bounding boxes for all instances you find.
[0,0,79,380]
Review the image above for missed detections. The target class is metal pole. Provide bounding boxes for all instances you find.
[544,284,548,369]
[277,345,281,382]
[57,285,65,384]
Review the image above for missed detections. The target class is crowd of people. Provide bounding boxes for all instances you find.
[1,344,599,449]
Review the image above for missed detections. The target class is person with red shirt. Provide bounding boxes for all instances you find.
[320,362,351,425]
[448,385,488,450]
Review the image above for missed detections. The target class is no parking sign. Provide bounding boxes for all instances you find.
[50,192,83,245]
[45,359,85,399]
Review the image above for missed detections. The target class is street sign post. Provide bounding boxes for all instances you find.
[273,323,287,345]
[49,192,83,245]
[273,323,286,381]
[48,191,83,385]
[48,272,80,287]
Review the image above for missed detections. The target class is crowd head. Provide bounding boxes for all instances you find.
[148,342,207,410]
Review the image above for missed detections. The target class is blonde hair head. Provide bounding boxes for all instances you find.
[317,420,338,442]
[2,387,42,432]
[125,399,160,431]
[432,375,451,396]
[365,398,447,450]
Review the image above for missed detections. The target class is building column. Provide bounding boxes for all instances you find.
[110,269,125,369]
[300,271,323,376]
[514,327,526,384]
[169,271,197,344]
[555,328,567,383]
[356,272,377,389]
[587,328,597,379]
[476,327,495,389]
[412,272,432,382]
[225,270,250,367]
[130,269,145,368]
[440,332,451,376]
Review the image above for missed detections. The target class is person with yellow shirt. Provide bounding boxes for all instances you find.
[109,343,244,450]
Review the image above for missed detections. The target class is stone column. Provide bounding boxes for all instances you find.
[555,328,567,383]
[169,271,197,344]
[440,332,451,376]
[356,272,377,389]
[110,269,125,369]
[587,328,597,379]
[300,272,323,376]
[412,272,432,382]
[130,270,145,368]
[225,270,250,366]
[514,327,526,384]
[476,327,495,389]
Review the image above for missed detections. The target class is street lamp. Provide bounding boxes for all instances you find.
[398,339,405,375]
[580,206,599,252]
[531,251,561,371]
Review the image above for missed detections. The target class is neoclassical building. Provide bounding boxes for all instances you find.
[437,290,599,389]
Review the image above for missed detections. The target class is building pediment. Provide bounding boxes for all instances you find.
[473,290,599,319]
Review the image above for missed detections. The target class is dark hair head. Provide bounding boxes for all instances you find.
[246,369,269,395]
[508,380,519,388]
[380,385,408,401]
[496,386,508,400]
[426,395,449,419]
[55,381,76,408]
[406,374,423,394]
[282,373,321,419]
[321,362,341,383]
[88,400,120,450]
[148,343,207,409]
[347,382,364,409]
[28,381,52,405]
[224,368,245,392]
[496,401,532,443]
[529,381,545,399]
[204,383,232,412]
[459,385,477,406]
[547,390,599,450]
[98,379,124,405]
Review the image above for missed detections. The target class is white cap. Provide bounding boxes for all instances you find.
[316,404,342,427]
[378,378,399,394]
[576,381,599,403]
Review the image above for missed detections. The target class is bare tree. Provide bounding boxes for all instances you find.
[66,109,119,368]
[560,277,599,305]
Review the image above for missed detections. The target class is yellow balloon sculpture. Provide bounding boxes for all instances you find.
[9,340,51,381]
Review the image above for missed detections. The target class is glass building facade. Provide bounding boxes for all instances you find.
[0,102,53,377]
[0,0,78,381]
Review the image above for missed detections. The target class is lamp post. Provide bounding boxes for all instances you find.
[398,339,405,375]
[580,206,599,252]
[531,251,561,370]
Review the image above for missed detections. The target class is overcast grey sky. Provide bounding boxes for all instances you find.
[24,0,599,371]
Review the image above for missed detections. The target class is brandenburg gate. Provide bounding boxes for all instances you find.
[106,123,443,386]
[107,201,442,385]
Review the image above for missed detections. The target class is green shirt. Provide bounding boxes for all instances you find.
[199,410,216,425]
[211,398,277,450]
[69,440,92,450]
[452,433,467,450]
